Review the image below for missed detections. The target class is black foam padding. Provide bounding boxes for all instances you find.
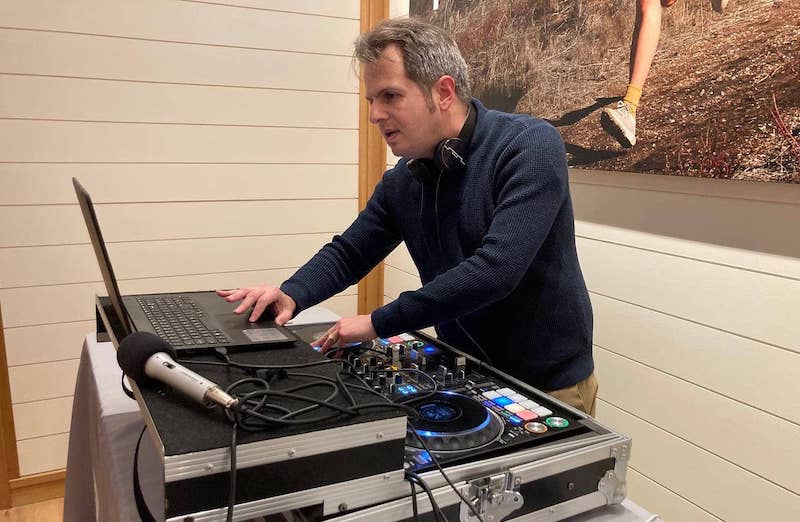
[137,335,406,456]
[117,331,177,383]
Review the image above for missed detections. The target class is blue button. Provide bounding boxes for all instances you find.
[493,396,513,406]
[508,415,523,425]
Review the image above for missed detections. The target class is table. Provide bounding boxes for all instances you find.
[63,333,162,522]
[62,333,659,522]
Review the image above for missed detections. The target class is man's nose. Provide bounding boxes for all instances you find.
[369,102,386,124]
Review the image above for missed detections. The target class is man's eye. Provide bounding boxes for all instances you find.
[383,92,397,102]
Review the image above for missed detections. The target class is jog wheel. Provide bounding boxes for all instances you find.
[405,392,503,453]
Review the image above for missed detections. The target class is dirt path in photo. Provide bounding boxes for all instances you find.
[554,0,800,182]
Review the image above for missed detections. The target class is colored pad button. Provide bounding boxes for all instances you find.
[496,387,515,396]
[509,394,527,403]
[493,396,513,406]
[482,390,500,399]
[544,416,569,428]
[508,415,523,425]
[532,406,553,417]
[517,410,538,421]
[520,400,540,410]
[504,403,525,413]
[524,422,548,434]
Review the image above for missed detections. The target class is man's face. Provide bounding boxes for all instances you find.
[363,45,443,159]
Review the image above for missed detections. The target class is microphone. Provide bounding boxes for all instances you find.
[117,332,239,409]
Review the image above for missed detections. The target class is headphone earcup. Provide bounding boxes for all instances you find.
[436,137,468,175]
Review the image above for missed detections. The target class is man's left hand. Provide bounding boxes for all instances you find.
[313,315,377,354]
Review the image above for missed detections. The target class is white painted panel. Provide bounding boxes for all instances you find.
[2,233,342,287]
[577,221,800,280]
[16,433,69,476]
[0,30,357,92]
[0,244,99,288]
[0,282,107,328]
[596,347,800,493]
[116,235,333,281]
[9,359,80,403]
[0,121,357,163]
[384,241,417,276]
[389,0,410,19]
[0,199,357,247]
[592,294,800,423]
[383,265,421,301]
[0,164,358,205]
[0,205,83,248]
[0,270,357,328]
[578,238,800,352]
[0,0,358,55]
[596,401,800,521]
[12,396,73,440]
[626,468,722,522]
[4,320,93,366]
[188,0,360,19]
[0,76,358,128]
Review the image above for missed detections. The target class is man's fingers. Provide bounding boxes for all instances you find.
[274,309,292,326]
[249,292,274,322]
[234,290,260,314]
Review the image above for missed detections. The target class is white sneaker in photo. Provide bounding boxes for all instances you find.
[601,101,637,148]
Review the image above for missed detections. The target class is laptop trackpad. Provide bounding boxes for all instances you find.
[214,313,295,344]
[241,327,292,343]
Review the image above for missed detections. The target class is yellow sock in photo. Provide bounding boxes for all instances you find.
[623,84,642,116]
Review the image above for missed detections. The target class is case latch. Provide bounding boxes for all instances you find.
[460,471,524,521]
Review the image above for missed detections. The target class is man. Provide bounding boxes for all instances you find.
[218,19,596,415]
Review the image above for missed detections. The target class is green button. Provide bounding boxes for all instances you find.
[544,416,569,428]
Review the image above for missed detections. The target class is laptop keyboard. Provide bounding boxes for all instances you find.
[137,295,230,346]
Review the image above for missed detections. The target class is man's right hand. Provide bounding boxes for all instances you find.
[215,285,296,324]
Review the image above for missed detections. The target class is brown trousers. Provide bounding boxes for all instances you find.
[546,371,598,416]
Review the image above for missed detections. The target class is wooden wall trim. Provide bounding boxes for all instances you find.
[0,302,21,508]
[357,0,390,315]
[9,470,65,507]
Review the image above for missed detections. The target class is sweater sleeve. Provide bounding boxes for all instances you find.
[371,122,568,337]
[280,176,401,314]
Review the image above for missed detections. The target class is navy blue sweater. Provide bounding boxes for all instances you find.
[282,100,593,391]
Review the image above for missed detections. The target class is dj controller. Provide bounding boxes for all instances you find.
[97,297,629,522]
[290,325,591,474]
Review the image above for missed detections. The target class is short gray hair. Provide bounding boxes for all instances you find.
[354,18,472,106]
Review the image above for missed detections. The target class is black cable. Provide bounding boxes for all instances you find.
[133,426,156,522]
[226,423,238,522]
[409,428,486,522]
[120,372,135,400]
[409,478,419,521]
[406,472,447,522]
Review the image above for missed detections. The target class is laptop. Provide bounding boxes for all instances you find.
[73,178,297,351]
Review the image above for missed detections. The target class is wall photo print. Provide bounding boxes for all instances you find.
[411,0,799,183]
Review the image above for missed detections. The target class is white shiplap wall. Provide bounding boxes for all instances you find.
[0,0,361,476]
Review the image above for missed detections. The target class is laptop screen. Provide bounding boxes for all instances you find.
[73,178,133,338]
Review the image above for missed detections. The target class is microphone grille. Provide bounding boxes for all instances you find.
[117,332,176,383]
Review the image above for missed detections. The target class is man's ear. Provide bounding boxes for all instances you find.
[432,75,457,111]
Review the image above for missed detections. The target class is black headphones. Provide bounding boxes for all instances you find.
[408,104,476,183]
